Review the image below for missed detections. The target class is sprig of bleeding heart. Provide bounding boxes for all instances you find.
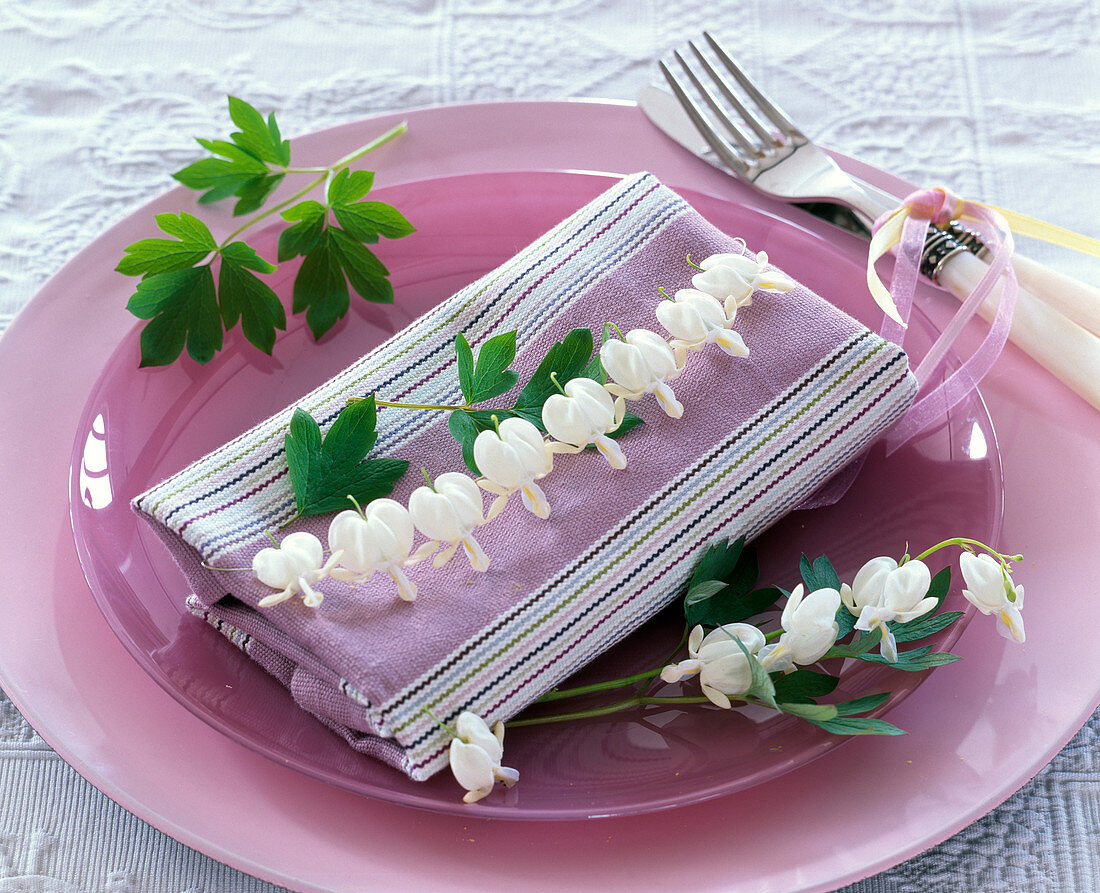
[116,97,414,367]
[252,248,791,604]
[434,534,1025,802]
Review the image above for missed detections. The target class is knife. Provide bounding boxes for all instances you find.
[637,85,1100,411]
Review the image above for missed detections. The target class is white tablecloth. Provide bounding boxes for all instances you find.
[1,1,1096,890]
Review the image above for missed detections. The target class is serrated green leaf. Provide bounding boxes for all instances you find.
[772,669,841,704]
[460,330,519,404]
[278,203,327,262]
[329,227,392,304]
[220,240,277,274]
[447,410,481,475]
[685,585,782,628]
[891,610,964,644]
[233,173,285,216]
[834,600,859,640]
[173,156,268,204]
[116,212,216,278]
[126,266,221,366]
[284,399,408,520]
[925,566,951,611]
[512,328,595,426]
[800,553,842,592]
[218,251,285,355]
[327,168,375,205]
[292,229,348,340]
[227,96,290,167]
[690,538,746,592]
[823,627,881,660]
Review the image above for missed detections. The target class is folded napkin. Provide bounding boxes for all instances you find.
[134,172,917,781]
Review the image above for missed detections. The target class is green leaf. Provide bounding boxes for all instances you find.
[278,201,327,261]
[684,580,728,603]
[173,156,268,205]
[823,627,882,659]
[126,266,221,366]
[925,566,952,611]
[834,693,890,716]
[218,244,286,355]
[772,669,841,704]
[457,331,519,404]
[327,168,375,205]
[227,96,290,167]
[292,229,348,340]
[690,537,746,588]
[329,227,392,303]
[858,644,962,671]
[233,173,285,216]
[737,638,776,709]
[283,399,408,520]
[891,610,964,644]
[512,328,595,426]
[778,702,839,721]
[341,200,415,239]
[455,333,475,403]
[605,412,644,440]
[116,212,216,277]
[800,553,842,592]
[447,410,481,475]
[801,715,906,736]
[834,601,859,640]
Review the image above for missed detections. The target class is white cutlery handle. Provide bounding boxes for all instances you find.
[937,250,1100,410]
[1009,252,1100,339]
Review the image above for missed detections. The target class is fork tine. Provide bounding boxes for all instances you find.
[669,50,760,159]
[658,59,751,177]
[702,31,804,141]
[686,40,777,149]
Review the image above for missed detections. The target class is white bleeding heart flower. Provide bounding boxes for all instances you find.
[600,328,684,418]
[474,416,554,520]
[408,472,490,571]
[327,499,418,602]
[660,623,766,709]
[694,250,797,317]
[656,288,750,362]
[960,551,1025,644]
[448,711,519,804]
[541,376,628,469]
[252,531,342,608]
[758,584,841,673]
[840,557,937,662]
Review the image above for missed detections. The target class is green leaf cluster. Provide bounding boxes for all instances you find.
[118,97,413,367]
[284,397,408,522]
[120,212,284,365]
[278,168,414,340]
[174,96,290,215]
[443,327,642,475]
[682,537,782,629]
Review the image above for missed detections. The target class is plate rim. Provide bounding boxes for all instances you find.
[1,97,1096,893]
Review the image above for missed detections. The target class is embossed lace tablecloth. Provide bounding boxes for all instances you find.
[0,2,1097,890]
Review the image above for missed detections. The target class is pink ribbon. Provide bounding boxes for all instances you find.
[873,186,1018,454]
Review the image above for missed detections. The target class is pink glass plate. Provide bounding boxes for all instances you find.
[69,168,999,820]
[2,100,1095,893]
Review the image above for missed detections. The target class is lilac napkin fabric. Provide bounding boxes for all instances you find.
[134,172,917,780]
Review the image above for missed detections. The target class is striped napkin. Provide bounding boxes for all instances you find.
[134,172,917,781]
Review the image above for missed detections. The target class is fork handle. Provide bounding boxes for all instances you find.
[938,250,1100,410]
[1008,253,1100,339]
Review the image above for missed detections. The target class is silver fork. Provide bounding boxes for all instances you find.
[653,32,1100,411]
[658,32,904,234]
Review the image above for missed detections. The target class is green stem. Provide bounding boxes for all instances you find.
[913,537,1022,565]
[216,122,408,249]
[537,668,664,703]
[508,694,713,728]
